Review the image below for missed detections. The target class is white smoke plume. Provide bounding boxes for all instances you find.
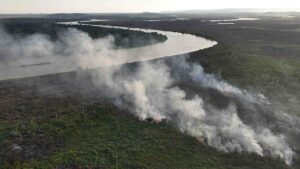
[0,25,116,64]
[89,58,296,165]
[0,24,299,165]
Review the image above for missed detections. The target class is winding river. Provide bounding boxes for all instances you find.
[0,21,217,81]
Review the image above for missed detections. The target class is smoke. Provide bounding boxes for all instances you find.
[0,26,56,62]
[89,57,298,165]
[0,24,299,166]
[0,25,123,80]
[0,25,116,64]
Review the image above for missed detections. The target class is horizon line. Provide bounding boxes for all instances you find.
[1,8,300,15]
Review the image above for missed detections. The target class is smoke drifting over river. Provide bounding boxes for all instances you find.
[0,24,299,165]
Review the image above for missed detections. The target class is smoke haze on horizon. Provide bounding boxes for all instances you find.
[0,0,300,14]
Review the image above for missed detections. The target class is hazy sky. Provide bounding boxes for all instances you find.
[1,0,300,13]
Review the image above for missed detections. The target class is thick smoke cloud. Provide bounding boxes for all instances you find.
[89,57,298,165]
[0,26,54,62]
[0,25,120,80]
[0,24,299,165]
[0,25,116,64]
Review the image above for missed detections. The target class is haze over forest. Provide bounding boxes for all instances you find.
[1,0,300,13]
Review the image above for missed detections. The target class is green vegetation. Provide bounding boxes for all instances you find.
[196,45,300,116]
[0,92,287,169]
[69,24,167,48]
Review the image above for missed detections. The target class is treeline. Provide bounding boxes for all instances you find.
[0,19,167,48]
[62,24,167,48]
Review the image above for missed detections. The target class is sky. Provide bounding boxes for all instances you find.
[1,0,300,14]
